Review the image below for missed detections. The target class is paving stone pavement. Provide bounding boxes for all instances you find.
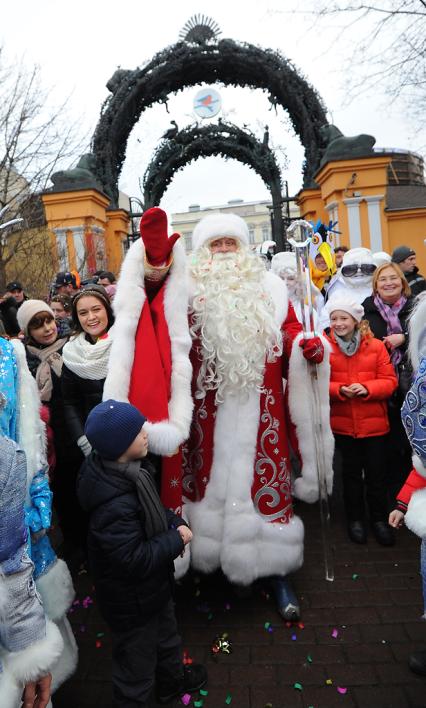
[54,489,426,708]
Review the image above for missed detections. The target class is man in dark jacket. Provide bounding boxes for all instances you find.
[77,400,207,708]
[391,246,426,296]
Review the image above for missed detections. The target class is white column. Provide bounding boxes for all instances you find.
[364,195,384,253]
[70,226,87,276]
[343,197,363,248]
[325,200,340,245]
[53,228,68,270]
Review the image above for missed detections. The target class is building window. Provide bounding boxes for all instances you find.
[184,233,192,252]
[248,224,255,244]
[261,223,270,241]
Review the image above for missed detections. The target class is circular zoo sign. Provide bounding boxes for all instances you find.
[193,87,222,119]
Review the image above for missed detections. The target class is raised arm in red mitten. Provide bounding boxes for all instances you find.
[140,207,180,266]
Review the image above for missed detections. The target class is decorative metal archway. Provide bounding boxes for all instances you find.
[91,21,328,208]
[142,121,286,246]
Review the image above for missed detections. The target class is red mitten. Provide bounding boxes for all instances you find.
[140,207,180,266]
[299,336,324,364]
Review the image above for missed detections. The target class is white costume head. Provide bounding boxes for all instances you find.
[190,214,282,403]
[340,247,376,290]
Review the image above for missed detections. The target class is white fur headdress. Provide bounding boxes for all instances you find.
[192,213,249,251]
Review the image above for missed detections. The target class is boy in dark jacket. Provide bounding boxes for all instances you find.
[77,399,207,707]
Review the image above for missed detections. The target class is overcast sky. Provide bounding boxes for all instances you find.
[2,0,424,219]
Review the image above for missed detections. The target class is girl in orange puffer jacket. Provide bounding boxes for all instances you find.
[325,295,398,546]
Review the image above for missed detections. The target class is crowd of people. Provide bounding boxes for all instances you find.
[0,212,425,707]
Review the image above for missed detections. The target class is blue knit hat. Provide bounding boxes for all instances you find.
[85,400,147,460]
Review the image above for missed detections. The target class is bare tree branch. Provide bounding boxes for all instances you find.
[0,48,89,292]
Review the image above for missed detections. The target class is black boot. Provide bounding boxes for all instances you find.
[157,664,207,704]
[270,576,300,621]
[347,520,367,544]
[409,650,426,676]
[371,521,395,547]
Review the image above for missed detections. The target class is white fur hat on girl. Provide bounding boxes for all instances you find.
[17,299,55,335]
[271,251,297,276]
[191,213,249,252]
[325,295,364,323]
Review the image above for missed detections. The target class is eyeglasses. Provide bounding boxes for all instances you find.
[341,263,377,277]
[29,314,54,329]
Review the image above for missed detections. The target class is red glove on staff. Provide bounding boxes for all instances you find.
[140,207,180,266]
[299,336,324,364]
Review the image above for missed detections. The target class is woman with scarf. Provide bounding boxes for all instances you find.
[362,262,414,500]
[61,285,114,445]
[325,295,397,546]
[17,299,82,568]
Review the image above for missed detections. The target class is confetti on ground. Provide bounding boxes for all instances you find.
[337,687,348,694]
[307,654,313,663]
[225,693,232,704]
[291,633,297,641]
[207,613,213,620]
[95,640,102,649]
[294,682,303,691]
[82,596,93,609]
[183,650,194,665]
[265,703,273,708]
[331,628,339,638]
[96,632,104,638]
[195,589,201,597]
[200,689,208,696]
[326,679,333,685]
[79,626,86,633]
[181,695,191,706]
[264,621,273,633]
[298,622,305,629]
[194,700,204,708]
[224,602,231,610]
[211,634,232,655]
[352,574,358,580]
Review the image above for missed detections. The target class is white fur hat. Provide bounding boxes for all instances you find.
[325,295,364,322]
[192,213,249,251]
[372,251,391,268]
[271,251,297,276]
[17,299,54,334]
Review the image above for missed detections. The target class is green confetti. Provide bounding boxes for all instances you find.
[352,573,358,580]
[200,689,208,696]
[264,621,271,630]
[307,654,313,663]
[294,682,303,691]
[225,693,232,705]
[96,632,105,638]
[207,612,213,620]
[194,701,204,708]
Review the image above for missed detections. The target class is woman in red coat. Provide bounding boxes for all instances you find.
[325,295,398,546]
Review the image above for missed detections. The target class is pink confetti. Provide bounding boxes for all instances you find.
[337,687,347,694]
[331,628,339,638]
[225,602,231,610]
[181,694,192,705]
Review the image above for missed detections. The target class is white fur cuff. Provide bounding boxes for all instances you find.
[3,619,63,685]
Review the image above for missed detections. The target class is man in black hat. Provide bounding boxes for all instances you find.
[0,281,27,335]
[54,271,77,296]
[5,280,27,306]
[391,246,426,297]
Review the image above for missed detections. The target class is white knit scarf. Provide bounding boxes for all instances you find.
[62,329,113,380]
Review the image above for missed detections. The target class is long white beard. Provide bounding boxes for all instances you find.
[190,246,283,403]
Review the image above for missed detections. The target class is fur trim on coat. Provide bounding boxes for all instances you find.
[289,333,334,503]
[405,488,426,538]
[35,559,74,622]
[0,619,63,708]
[103,238,193,455]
